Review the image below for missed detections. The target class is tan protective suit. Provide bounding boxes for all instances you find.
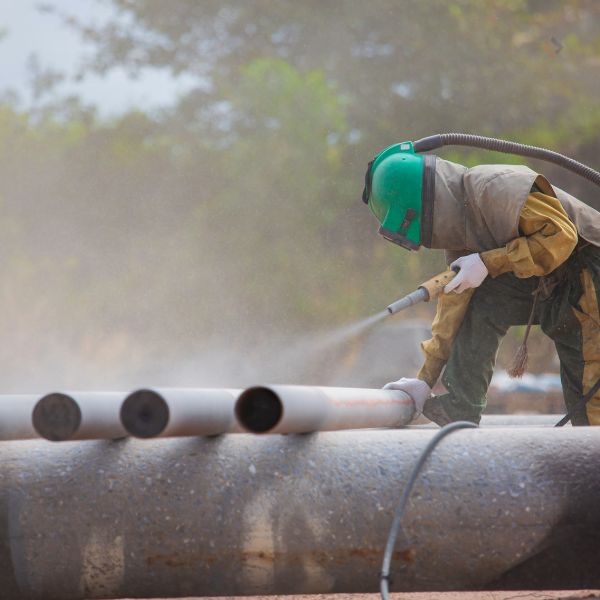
[418,159,600,424]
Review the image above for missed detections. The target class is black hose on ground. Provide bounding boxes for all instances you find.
[380,421,478,600]
[413,133,600,188]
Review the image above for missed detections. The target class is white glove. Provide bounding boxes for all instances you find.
[444,253,488,294]
[383,377,432,416]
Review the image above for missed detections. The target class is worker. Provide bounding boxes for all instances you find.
[362,142,600,426]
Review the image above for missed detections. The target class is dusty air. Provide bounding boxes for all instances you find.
[0,2,599,600]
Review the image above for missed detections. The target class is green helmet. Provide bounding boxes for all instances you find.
[362,141,435,251]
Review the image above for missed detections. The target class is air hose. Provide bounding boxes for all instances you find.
[380,421,478,600]
[413,133,600,188]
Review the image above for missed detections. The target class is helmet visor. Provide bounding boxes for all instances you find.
[378,208,420,251]
[361,160,374,205]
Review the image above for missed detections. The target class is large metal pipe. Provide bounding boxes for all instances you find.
[1,428,600,599]
[480,413,564,427]
[32,392,128,441]
[410,414,567,429]
[235,385,415,433]
[0,395,40,440]
[120,388,242,438]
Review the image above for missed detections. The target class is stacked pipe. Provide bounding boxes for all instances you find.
[28,388,245,441]
[120,388,243,437]
[0,386,422,442]
[0,387,567,443]
[32,392,127,441]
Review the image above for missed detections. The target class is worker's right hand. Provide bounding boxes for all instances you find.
[445,253,488,294]
[383,377,432,416]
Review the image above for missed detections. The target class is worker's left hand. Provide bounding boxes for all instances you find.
[445,253,488,294]
[383,377,431,416]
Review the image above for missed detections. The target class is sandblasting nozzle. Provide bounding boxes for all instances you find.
[387,287,429,315]
[386,268,458,315]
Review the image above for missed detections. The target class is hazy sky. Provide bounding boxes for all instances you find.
[0,0,196,115]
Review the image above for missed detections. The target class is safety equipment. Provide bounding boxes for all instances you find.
[387,268,458,314]
[363,133,600,252]
[430,245,600,426]
[362,142,436,251]
[383,377,431,416]
[444,254,488,294]
[412,133,600,187]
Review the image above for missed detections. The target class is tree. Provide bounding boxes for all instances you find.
[1,1,598,388]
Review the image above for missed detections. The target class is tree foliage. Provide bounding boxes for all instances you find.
[0,1,599,387]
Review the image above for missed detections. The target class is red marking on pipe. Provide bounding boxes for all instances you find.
[331,398,413,407]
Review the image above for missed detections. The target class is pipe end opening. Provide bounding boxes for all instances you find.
[120,389,169,438]
[235,387,283,433]
[33,393,82,441]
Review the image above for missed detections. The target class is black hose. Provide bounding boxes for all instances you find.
[555,375,600,427]
[413,133,600,188]
[380,421,477,600]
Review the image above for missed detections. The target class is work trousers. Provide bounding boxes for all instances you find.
[437,244,600,426]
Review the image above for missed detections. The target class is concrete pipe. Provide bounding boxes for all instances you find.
[2,428,600,598]
[120,388,242,438]
[32,392,128,441]
[0,395,40,441]
[235,385,415,433]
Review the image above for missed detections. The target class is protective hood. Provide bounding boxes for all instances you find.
[424,158,468,251]
[362,142,437,251]
[426,158,600,261]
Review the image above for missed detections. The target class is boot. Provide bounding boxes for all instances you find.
[422,396,454,427]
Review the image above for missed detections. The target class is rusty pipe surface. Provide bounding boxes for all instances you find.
[235,385,415,433]
[32,392,127,441]
[0,395,40,440]
[120,388,242,438]
[1,428,600,599]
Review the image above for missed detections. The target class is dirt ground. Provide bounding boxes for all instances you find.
[134,592,600,600]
